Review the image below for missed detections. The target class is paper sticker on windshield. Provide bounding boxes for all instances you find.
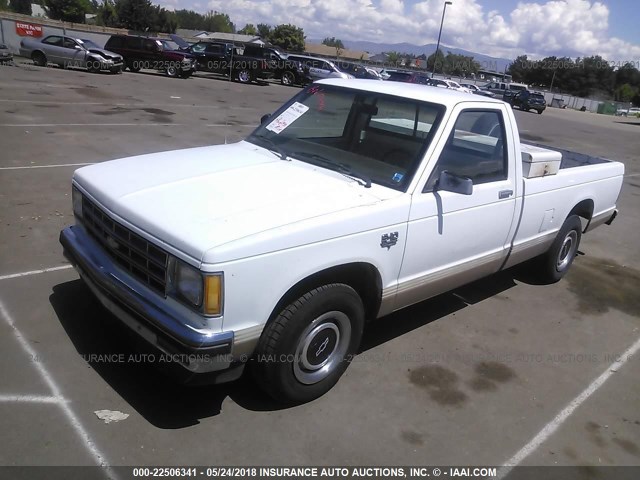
[392,172,404,183]
[266,102,309,134]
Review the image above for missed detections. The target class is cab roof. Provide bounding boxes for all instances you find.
[316,78,505,108]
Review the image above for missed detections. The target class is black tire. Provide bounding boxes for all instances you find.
[32,51,46,67]
[235,68,252,83]
[252,283,365,404]
[166,65,180,78]
[533,215,582,283]
[128,62,141,73]
[537,109,543,115]
[281,70,296,86]
[179,70,192,79]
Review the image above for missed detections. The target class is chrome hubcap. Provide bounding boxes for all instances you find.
[239,71,250,82]
[557,230,577,270]
[293,311,351,385]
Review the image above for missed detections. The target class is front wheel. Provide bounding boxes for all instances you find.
[166,65,180,78]
[235,68,252,83]
[252,284,364,404]
[532,215,582,283]
[281,70,296,86]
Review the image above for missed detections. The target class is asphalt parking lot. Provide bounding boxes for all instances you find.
[0,61,639,476]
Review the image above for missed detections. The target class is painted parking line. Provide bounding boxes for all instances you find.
[0,300,115,477]
[496,335,640,479]
[0,163,95,171]
[0,123,179,127]
[0,394,63,404]
[0,99,254,109]
[0,265,73,281]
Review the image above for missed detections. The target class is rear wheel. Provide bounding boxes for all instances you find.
[532,215,582,283]
[32,51,46,67]
[128,62,141,73]
[252,284,364,404]
[537,109,543,115]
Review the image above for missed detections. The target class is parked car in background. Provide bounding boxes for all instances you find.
[184,41,275,84]
[19,36,123,73]
[104,35,196,78]
[286,55,353,80]
[510,90,547,114]
[484,81,528,101]
[461,83,496,97]
[242,44,311,86]
[616,107,640,117]
[441,79,472,93]
[0,44,13,64]
[335,61,382,80]
[386,70,430,84]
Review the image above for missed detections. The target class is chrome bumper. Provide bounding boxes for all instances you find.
[60,225,239,376]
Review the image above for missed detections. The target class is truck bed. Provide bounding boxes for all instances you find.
[522,142,612,169]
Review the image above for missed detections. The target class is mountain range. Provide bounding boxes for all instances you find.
[310,39,512,72]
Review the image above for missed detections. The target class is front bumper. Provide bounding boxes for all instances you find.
[60,225,243,380]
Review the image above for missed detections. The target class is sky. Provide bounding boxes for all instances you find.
[160,0,640,61]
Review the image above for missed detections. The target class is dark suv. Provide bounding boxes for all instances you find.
[185,41,277,84]
[242,44,312,86]
[386,70,431,84]
[510,90,546,114]
[104,35,196,78]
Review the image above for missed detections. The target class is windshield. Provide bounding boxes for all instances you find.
[79,39,100,49]
[247,85,445,191]
[161,40,180,51]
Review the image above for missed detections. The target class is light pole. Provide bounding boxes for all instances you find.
[432,1,452,78]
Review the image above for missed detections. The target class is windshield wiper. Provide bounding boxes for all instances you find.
[291,151,371,188]
[250,135,289,161]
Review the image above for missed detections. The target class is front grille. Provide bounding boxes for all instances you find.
[82,196,168,294]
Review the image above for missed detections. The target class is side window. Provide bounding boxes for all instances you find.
[127,37,143,50]
[143,39,157,52]
[42,36,63,47]
[205,44,221,54]
[107,37,123,49]
[425,110,508,192]
[62,38,77,49]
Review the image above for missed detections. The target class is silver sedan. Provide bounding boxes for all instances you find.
[20,35,124,73]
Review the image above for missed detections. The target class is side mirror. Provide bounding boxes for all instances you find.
[436,170,473,195]
[260,113,271,124]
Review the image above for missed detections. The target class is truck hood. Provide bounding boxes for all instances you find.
[74,141,388,263]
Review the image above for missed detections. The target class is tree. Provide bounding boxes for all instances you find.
[269,24,305,52]
[322,37,344,49]
[173,9,206,30]
[614,83,637,103]
[45,0,91,22]
[9,0,32,14]
[0,0,10,10]
[426,49,445,73]
[386,51,401,66]
[113,0,155,31]
[95,0,117,27]
[238,23,257,35]
[201,10,234,33]
[257,23,271,39]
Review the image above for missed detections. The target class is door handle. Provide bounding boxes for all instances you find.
[499,189,513,199]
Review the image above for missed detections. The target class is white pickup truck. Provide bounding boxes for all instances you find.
[60,80,624,403]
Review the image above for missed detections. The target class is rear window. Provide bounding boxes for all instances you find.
[387,71,411,81]
[106,36,124,49]
[531,93,545,100]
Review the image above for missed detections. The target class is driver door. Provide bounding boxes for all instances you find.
[395,104,519,309]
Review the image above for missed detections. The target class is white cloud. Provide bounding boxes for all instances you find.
[198,0,640,61]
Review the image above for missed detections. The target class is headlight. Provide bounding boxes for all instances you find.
[168,258,223,316]
[72,185,83,220]
[169,259,203,308]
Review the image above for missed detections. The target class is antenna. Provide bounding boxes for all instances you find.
[225,33,236,145]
